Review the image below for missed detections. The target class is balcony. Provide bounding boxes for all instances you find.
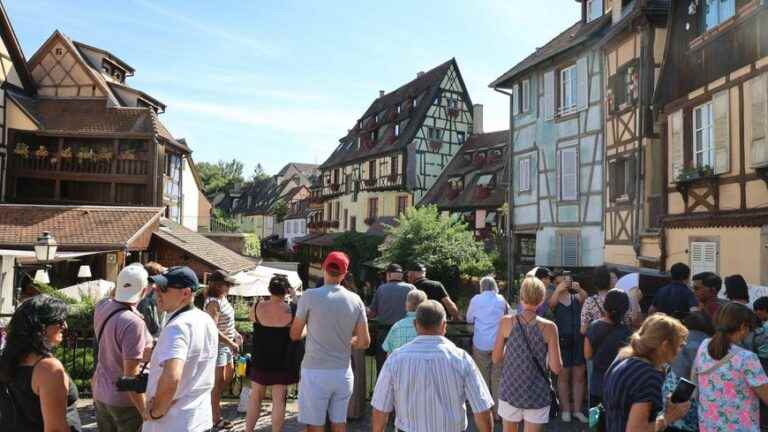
[360,173,404,191]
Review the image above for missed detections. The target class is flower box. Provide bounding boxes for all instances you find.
[118,150,137,160]
[60,147,73,159]
[14,143,29,158]
[34,145,49,159]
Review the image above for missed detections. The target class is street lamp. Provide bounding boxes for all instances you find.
[34,231,58,263]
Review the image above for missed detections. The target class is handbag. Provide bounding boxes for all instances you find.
[516,316,560,417]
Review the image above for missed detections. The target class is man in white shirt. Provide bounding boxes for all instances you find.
[372,300,494,432]
[142,266,218,432]
[466,276,509,416]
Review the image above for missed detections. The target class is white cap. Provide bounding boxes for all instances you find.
[115,264,149,303]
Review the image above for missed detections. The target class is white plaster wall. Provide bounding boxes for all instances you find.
[283,218,307,248]
[181,159,199,231]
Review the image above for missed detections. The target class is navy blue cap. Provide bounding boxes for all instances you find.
[150,266,199,291]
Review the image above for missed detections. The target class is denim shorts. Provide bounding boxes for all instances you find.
[216,346,233,367]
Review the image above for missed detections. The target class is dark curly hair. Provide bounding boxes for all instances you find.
[268,274,290,296]
[0,295,68,383]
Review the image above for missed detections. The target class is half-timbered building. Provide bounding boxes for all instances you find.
[421,128,509,242]
[601,0,669,270]
[3,30,189,223]
[317,58,475,233]
[656,0,768,285]
[0,1,37,202]
[491,2,610,272]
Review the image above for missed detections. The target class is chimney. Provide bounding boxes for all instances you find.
[416,71,425,78]
[612,0,622,24]
[473,104,483,134]
[379,90,385,97]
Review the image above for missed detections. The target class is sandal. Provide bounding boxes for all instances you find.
[213,419,234,430]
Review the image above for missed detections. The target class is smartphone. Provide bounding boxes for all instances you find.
[563,271,576,294]
[671,378,697,403]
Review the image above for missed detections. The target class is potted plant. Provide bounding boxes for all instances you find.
[60,146,73,160]
[14,142,29,158]
[33,145,48,159]
[118,149,137,160]
[77,147,94,162]
[95,147,113,161]
[676,165,714,183]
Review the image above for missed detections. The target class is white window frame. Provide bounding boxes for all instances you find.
[522,79,530,113]
[694,102,715,169]
[704,0,736,31]
[518,158,531,192]
[560,65,577,115]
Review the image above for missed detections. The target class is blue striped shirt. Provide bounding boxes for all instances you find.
[371,335,494,432]
[603,356,664,432]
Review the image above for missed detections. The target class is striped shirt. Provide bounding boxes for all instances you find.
[371,335,494,432]
[603,356,664,432]
[381,312,417,353]
[204,296,236,341]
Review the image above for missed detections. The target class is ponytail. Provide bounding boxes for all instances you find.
[708,302,754,361]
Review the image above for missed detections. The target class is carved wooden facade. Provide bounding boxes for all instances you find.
[316,59,473,234]
[4,31,189,221]
[656,0,768,285]
[492,2,610,270]
[602,1,668,270]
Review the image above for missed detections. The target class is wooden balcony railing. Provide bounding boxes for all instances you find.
[10,154,148,176]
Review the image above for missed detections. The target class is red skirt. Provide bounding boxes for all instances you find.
[248,367,299,386]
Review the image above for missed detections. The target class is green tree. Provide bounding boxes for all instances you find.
[242,233,261,257]
[331,232,384,287]
[379,206,493,282]
[197,159,246,196]
[273,199,288,222]
[252,163,270,182]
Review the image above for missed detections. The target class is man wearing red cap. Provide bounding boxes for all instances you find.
[290,251,371,431]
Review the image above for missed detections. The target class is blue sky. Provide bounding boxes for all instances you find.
[6,0,580,175]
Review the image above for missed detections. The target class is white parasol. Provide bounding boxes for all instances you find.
[615,273,639,293]
[228,265,302,297]
[58,279,114,302]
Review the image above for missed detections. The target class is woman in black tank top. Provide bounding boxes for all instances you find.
[0,295,82,432]
[244,275,301,432]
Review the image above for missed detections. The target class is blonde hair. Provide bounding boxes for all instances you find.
[519,276,546,307]
[619,313,689,360]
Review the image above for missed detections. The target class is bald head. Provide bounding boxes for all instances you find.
[415,300,447,335]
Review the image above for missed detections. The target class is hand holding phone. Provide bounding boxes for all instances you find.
[670,378,696,403]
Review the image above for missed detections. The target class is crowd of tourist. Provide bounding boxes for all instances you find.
[4,251,768,431]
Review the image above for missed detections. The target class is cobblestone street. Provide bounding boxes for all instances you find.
[77,399,586,431]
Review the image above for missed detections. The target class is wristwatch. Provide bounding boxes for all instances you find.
[149,406,164,420]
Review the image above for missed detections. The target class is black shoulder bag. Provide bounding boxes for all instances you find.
[516,315,560,417]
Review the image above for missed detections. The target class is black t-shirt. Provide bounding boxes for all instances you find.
[586,320,631,397]
[413,278,448,302]
[652,281,698,318]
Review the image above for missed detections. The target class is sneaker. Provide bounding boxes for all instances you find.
[573,412,589,424]
[561,412,571,422]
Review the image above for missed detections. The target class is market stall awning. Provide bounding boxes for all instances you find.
[59,279,114,302]
[0,249,110,264]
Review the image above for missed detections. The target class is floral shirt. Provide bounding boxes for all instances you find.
[580,293,632,330]
[694,339,768,432]
[662,369,699,431]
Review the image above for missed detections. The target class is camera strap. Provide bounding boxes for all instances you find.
[167,304,193,324]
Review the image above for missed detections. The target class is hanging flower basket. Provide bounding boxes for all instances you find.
[35,145,49,159]
[14,142,29,158]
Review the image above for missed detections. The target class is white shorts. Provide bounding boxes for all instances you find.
[498,400,550,424]
[298,367,354,426]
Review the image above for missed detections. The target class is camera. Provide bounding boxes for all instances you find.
[116,373,148,393]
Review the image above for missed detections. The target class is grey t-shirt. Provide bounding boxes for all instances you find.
[296,284,366,369]
[369,281,415,325]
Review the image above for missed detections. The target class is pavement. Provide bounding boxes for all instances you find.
[77,399,587,431]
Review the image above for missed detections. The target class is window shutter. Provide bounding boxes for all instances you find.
[519,158,530,192]
[609,160,618,201]
[576,56,589,112]
[626,157,637,200]
[690,241,718,276]
[544,70,555,120]
[560,232,579,267]
[512,84,520,116]
[560,148,578,200]
[669,110,684,181]
[750,73,768,167]
[712,89,731,174]
[522,80,530,113]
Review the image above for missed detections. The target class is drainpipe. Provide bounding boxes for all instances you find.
[493,87,515,299]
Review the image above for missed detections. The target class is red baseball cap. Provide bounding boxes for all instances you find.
[323,251,350,275]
